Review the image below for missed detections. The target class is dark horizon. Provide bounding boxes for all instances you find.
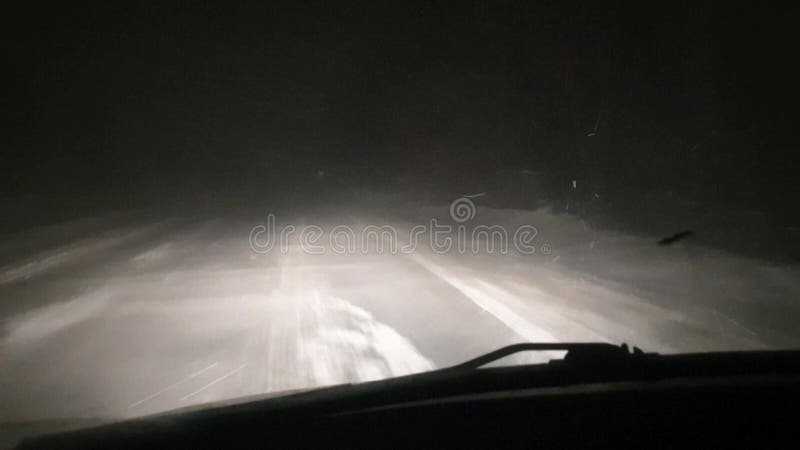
[6,2,797,214]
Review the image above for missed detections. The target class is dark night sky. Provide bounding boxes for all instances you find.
[4,1,798,219]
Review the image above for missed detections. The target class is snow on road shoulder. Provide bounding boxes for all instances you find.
[0,221,168,285]
[1,288,113,351]
[401,201,799,351]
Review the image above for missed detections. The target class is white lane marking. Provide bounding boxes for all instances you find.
[180,364,247,401]
[409,254,556,343]
[129,362,219,408]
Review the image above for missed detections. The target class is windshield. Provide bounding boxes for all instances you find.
[3,0,797,434]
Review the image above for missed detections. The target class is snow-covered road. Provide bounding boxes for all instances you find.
[1,203,798,424]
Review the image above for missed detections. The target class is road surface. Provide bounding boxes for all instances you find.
[1,201,798,427]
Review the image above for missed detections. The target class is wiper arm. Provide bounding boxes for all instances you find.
[449,342,646,370]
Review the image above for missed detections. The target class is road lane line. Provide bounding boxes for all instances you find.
[129,362,219,408]
[409,254,556,343]
[180,363,247,401]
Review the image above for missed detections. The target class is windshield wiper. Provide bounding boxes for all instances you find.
[449,342,647,370]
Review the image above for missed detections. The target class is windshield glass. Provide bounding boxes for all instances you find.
[3,0,797,433]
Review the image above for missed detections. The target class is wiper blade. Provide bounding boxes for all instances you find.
[449,342,646,370]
